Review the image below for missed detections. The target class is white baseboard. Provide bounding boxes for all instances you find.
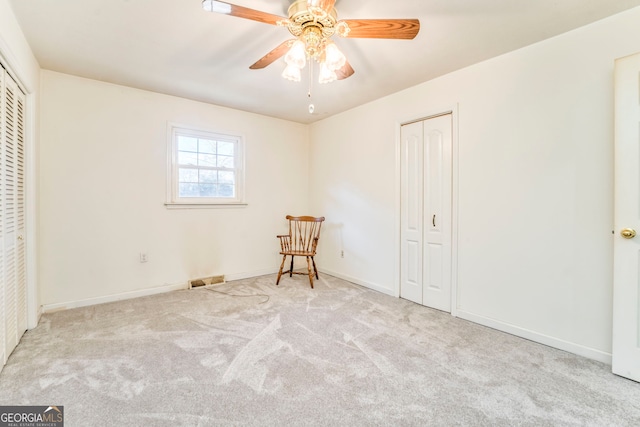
[319,269,395,297]
[456,309,612,364]
[318,270,612,364]
[41,282,188,313]
[225,268,278,282]
[40,269,280,314]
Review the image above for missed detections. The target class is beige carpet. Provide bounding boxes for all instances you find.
[1,273,639,426]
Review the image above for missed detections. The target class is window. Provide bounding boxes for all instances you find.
[167,124,245,207]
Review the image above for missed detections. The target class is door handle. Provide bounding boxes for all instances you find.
[621,228,637,239]
[432,214,436,227]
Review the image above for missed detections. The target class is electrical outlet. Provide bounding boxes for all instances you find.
[140,252,148,263]
[340,250,344,258]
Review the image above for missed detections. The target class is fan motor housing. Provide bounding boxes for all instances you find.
[286,0,338,38]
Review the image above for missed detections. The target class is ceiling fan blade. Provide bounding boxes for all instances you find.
[340,19,420,39]
[249,40,295,69]
[202,0,286,26]
[335,61,354,80]
[307,0,336,14]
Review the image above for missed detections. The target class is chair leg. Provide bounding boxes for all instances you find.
[306,256,314,289]
[276,255,287,285]
[289,255,294,277]
[311,257,319,279]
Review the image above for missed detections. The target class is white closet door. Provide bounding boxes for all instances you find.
[0,68,5,365]
[423,115,452,312]
[613,52,640,382]
[15,76,26,336]
[3,71,18,360]
[400,114,453,311]
[0,67,27,367]
[400,121,424,304]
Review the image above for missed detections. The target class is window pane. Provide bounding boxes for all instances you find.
[178,136,198,152]
[217,141,234,156]
[199,184,216,197]
[199,139,216,154]
[179,183,200,198]
[217,155,234,168]
[218,171,234,185]
[179,168,198,183]
[218,184,235,197]
[198,153,216,167]
[178,151,198,166]
[200,169,217,184]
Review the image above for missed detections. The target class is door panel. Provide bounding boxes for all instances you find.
[15,82,26,335]
[400,121,423,304]
[3,73,18,358]
[426,130,443,239]
[613,52,640,381]
[426,243,443,290]
[423,115,452,311]
[0,67,4,365]
[407,241,420,285]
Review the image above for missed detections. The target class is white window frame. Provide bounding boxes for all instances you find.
[166,123,246,208]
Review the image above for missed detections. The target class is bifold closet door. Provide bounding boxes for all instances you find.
[400,121,424,304]
[400,114,452,312]
[0,66,27,367]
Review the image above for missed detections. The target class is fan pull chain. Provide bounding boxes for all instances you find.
[308,61,314,114]
[308,59,313,97]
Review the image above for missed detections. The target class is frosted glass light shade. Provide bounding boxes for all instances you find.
[318,62,337,84]
[282,64,302,82]
[324,42,346,71]
[284,40,307,69]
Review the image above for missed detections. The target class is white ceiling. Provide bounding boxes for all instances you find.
[9,0,640,124]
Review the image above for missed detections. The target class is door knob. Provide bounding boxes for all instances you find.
[621,228,637,239]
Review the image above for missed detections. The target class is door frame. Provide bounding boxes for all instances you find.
[394,105,459,316]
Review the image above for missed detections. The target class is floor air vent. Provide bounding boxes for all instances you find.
[189,275,225,288]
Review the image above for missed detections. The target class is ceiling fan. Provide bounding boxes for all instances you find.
[201,0,420,84]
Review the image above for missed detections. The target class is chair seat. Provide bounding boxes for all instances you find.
[280,250,315,256]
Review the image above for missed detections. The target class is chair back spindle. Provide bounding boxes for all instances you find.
[289,216,323,254]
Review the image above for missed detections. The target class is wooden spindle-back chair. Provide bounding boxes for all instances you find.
[276,215,325,288]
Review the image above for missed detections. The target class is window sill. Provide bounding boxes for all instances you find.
[164,202,248,209]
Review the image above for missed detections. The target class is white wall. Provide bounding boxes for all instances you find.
[0,0,41,328]
[0,1,39,88]
[39,71,309,309]
[309,6,640,362]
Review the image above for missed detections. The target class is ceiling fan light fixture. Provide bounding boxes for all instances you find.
[318,62,337,84]
[282,64,302,82]
[324,41,346,71]
[284,40,307,69]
